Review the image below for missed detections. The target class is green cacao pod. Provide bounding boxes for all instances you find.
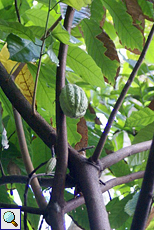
[45,157,56,174]
[59,83,88,118]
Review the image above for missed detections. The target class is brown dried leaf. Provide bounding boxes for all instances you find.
[75,117,88,155]
[148,99,154,111]
[122,0,145,54]
[96,30,120,83]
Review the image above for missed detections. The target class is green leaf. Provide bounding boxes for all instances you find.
[124,192,139,216]
[6,34,42,62]
[145,39,154,64]
[111,160,131,177]
[116,217,133,230]
[0,185,12,203]
[0,3,16,21]
[27,26,45,39]
[25,8,56,27]
[133,122,154,145]
[27,62,56,118]
[67,117,81,146]
[128,150,149,167]
[81,19,119,84]
[125,108,154,128]
[31,136,51,173]
[62,0,92,11]
[0,19,35,42]
[53,42,105,88]
[26,8,81,46]
[90,0,105,23]
[60,3,91,26]
[137,0,154,20]
[69,204,90,230]
[106,194,133,229]
[0,0,13,8]
[52,24,82,46]
[112,131,125,151]
[103,21,117,41]
[0,142,21,173]
[47,44,59,66]
[101,0,143,51]
[37,0,57,8]
[128,122,154,167]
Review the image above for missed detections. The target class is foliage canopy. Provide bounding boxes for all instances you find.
[0,0,154,229]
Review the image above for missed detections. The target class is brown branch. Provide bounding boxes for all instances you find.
[0,174,75,188]
[11,63,47,210]
[100,140,152,170]
[92,24,154,162]
[13,109,47,209]
[65,170,145,213]
[68,151,111,230]
[131,136,154,230]
[45,6,75,230]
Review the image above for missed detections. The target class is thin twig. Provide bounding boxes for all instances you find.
[0,160,5,176]
[0,174,55,187]
[24,161,49,210]
[32,0,61,114]
[49,0,60,12]
[32,0,51,114]
[92,24,154,162]
[40,15,63,41]
[14,0,21,23]
[78,145,95,152]
[28,161,48,178]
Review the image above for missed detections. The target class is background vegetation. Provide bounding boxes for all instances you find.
[0,0,154,229]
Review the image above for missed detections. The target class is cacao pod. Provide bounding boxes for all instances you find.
[59,84,88,118]
[45,157,56,174]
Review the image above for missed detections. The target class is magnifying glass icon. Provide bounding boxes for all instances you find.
[3,211,18,227]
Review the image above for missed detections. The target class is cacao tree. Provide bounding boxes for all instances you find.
[0,0,154,229]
